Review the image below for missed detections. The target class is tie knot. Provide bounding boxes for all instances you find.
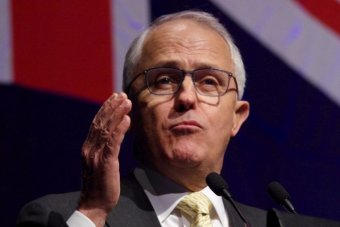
[176,192,213,219]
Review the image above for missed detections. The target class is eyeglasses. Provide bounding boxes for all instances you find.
[126,67,238,97]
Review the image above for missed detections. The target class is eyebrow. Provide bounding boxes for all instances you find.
[149,60,219,70]
[149,61,180,69]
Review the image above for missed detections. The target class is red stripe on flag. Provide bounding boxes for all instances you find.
[295,0,340,35]
[11,0,114,103]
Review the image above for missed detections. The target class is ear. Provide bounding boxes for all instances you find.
[231,100,250,137]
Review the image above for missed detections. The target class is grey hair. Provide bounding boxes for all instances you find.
[122,10,246,99]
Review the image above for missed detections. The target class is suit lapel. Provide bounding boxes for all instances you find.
[223,199,247,227]
[106,174,161,227]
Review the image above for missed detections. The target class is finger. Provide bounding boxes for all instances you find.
[92,93,126,128]
[92,94,117,127]
[87,93,127,151]
[83,96,131,164]
[84,114,130,170]
[103,114,131,160]
[106,98,132,133]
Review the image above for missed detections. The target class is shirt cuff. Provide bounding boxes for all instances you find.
[66,210,96,227]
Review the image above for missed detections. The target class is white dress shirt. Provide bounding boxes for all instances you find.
[67,167,229,227]
[135,167,229,227]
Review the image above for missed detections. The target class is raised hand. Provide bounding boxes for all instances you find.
[78,92,132,226]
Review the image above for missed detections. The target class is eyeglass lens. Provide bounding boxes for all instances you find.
[146,68,231,96]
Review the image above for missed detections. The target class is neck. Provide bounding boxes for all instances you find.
[144,161,220,191]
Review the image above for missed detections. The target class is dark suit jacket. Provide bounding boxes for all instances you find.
[17,174,268,227]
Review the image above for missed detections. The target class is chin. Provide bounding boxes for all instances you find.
[169,148,204,167]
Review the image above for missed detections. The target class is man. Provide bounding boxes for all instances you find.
[17,10,267,227]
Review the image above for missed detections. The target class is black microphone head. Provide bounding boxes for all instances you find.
[207,172,249,224]
[267,181,291,205]
[206,172,229,196]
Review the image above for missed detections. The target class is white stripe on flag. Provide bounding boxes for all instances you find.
[0,0,13,84]
[111,0,150,92]
[211,0,340,105]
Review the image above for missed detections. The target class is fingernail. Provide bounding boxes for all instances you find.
[114,93,121,100]
[119,92,127,98]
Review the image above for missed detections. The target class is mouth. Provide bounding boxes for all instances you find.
[169,120,203,132]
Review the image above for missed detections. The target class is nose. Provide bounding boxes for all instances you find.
[174,75,197,112]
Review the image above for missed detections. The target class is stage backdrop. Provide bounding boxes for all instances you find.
[1,0,339,225]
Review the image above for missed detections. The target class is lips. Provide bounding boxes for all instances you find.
[169,120,203,131]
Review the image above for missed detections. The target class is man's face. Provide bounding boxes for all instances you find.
[131,19,249,178]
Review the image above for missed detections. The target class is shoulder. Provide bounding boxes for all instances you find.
[16,174,157,227]
[16,174,151,226]
[17,191,80,226]
[236,201,267,219]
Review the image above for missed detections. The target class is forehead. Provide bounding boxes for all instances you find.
[137,19,233,71]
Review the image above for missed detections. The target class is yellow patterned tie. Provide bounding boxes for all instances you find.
[176,192,213,227]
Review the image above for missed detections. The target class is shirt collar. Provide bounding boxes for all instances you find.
[134,167,187,223]
[134,167,227,225]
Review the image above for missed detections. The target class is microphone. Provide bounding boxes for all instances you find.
[206,172,251,227]
[267,181,297,214]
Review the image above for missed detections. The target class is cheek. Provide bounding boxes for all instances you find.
[138,103,174,159]
[208,104,235,139]
[138,98,170,135]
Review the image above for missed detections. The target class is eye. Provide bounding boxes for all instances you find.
[198,75,219,86]
[155,75,174,85]
[152,73,180,90]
